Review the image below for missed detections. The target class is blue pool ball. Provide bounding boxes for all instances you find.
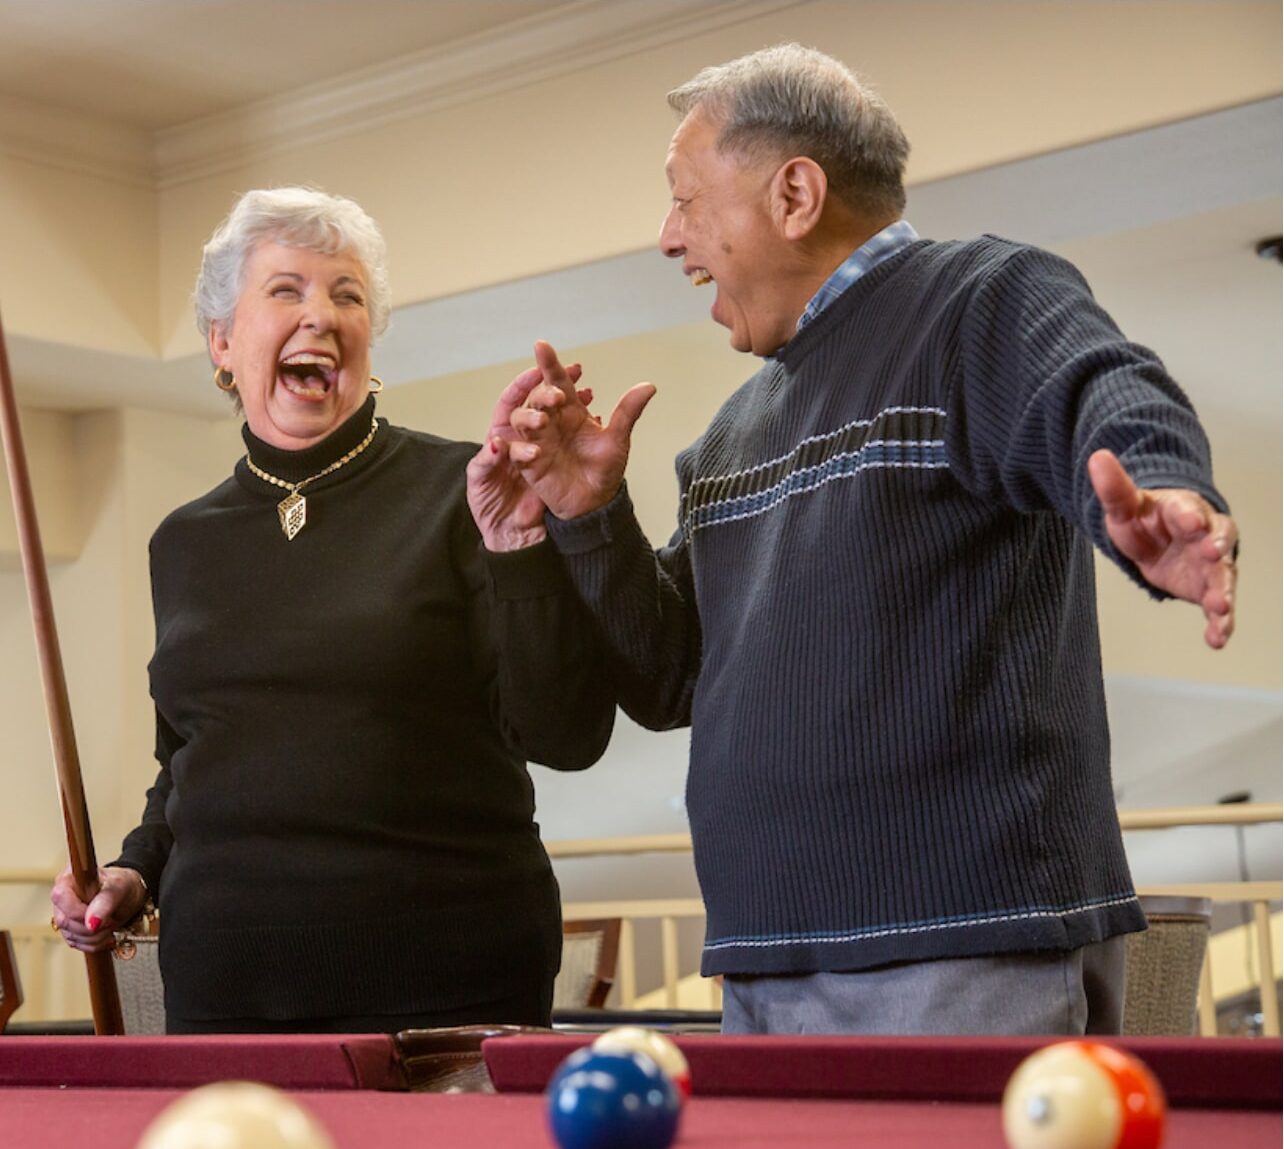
[546,1048,682,1149]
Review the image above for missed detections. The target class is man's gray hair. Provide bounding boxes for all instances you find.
[194,186,392,341]
[668,43,909,218]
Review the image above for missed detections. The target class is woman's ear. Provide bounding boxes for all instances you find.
[208,320,230,367]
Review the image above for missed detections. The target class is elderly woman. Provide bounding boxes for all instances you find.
[49,186,614,1033]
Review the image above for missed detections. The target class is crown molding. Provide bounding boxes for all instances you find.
[153,0,804,187]
[0,0,800,190]
[0,94,153,188]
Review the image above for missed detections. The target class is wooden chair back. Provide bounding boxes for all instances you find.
[554,918,622,1010]
[112,913,165,1035]
[1123,894,1213,1036]
[0,930,23,1032]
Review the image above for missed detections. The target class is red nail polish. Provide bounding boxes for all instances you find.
[86,915,102,931]
[491,440,500,454]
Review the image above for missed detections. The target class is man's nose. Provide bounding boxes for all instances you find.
[659,205,684,259]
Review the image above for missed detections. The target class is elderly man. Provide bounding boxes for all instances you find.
[470,43,1238,1035]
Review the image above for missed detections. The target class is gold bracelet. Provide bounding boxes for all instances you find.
[112,872,158,959]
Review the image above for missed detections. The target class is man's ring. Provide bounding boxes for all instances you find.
[49,915,59,934]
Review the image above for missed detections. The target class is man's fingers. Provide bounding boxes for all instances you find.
[511,406,550,435]
[1155,491,1215,542]
[508,439,540,464]
[1087,449,1141,523]
[1205,603,1235,649]
[1206,548,1237,613]
[525,380,569,415]
[608,383,658,440]
[533,340,577,395]
[1204,515,1239,560]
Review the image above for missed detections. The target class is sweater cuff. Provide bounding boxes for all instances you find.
[483,536,567,600]
[545,483,633,555]
[104,858,162,906]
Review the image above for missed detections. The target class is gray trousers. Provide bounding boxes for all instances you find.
[720,937,1126,1036]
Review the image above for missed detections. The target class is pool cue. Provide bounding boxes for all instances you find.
[0,310,124,1034]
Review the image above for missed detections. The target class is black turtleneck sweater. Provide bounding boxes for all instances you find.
[113,396,613,1022]
[549,237,1228,978]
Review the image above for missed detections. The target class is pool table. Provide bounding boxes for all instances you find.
[0,1031,1277,1148]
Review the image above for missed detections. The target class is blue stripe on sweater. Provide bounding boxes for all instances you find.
[688,442,947,533]
[680,405,949,537]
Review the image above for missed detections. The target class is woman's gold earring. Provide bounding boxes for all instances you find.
[369,376,385,394]
[214,367,236,392]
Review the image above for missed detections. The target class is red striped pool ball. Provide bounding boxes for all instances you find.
[1001,1041,1166,1149]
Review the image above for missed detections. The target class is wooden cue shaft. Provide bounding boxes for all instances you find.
[0,311,124,1034]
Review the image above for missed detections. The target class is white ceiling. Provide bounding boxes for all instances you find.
[0,0,572,130]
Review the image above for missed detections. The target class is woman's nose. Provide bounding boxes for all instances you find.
[300,294,336,333]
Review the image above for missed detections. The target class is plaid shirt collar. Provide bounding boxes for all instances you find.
[796,220,920,335]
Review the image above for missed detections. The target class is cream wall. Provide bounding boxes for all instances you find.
[0,407,84,563]
[0,161,157,356]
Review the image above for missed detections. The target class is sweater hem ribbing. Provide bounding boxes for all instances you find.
[699,898,1147,977]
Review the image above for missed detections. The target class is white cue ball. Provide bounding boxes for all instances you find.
[136,1081,336,1149]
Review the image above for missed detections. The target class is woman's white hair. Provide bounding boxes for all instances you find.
[194,186,391,342]
[668,43,910,218]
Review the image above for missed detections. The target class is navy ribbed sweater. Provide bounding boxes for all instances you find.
[549,236,1227,977]
[113,397,613,1021]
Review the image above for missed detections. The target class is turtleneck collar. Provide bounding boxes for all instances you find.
[240,395,381,486]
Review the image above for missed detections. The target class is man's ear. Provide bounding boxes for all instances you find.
[771,156,827,241]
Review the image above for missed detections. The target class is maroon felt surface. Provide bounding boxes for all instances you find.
[485,1034,1284,1108]
[0,1033,1276,1149]
[0,1034,402,1091]
[0,1086,1277,1149]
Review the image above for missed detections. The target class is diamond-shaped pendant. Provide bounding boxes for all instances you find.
[278,492,307,540]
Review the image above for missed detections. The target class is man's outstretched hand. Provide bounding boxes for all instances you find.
[1088,449,1237,649]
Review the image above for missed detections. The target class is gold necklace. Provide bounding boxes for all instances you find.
[244,417,379,540]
